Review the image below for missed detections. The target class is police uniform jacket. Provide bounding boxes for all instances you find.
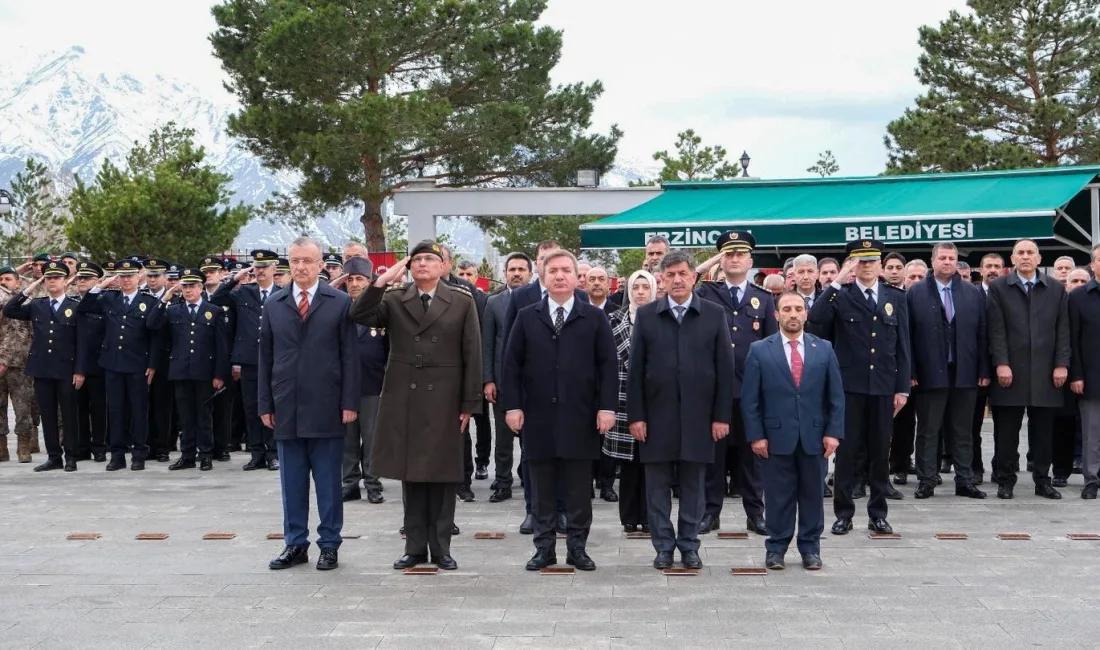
[356,323,389,396]
[2,293,81,380]
[143,289,176,375]
[211,278,275,366]
[165,300,231,382]
[695,280,777,398]
[350,281,482,483]
[76,290,166,373]
[808,280,911,396]
[75,299,106,377]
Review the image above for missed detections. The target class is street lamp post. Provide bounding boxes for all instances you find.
[739,151,751,178]
[0,189,13,216]
[414,155,426,178]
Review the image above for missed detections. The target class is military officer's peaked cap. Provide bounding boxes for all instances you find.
[76,261,104,278]
[42,261,70,278]
[32,252,53,263]
[166,263,181,280]
[717,230,755,253]
[199,256,223,272]
[126,254,146,265]
[114,259,141,275]
[409,240,445,261]
[180,267,204,284]
[102,261,117,273]
[276,257,290,273]
[323,252,343,266]
[143,258,170,274]
[250,249,279,266]
[846,239,885,261]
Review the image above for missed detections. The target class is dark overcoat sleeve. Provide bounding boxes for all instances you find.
[501,309,529,414]
[349,284,389,327]
[976,288,990,380]
[214,306,231,383]
[807,285,839,341]
[594,311,617,412]
[1070,291,1085,383]
[711,309,735,424]
[1055,288,1071,369]
[338,298,360,413]
[2,292,30,320]
[461,298,484,415]
[481,296,498,384]
[987,284,1009,367]
[894,294,912,395]
[740,342,764,442]
[824,342,846,440]
[258,306,274,417]
[626,309,649,424]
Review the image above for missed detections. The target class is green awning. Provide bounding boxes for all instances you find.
[580,166,1100,250]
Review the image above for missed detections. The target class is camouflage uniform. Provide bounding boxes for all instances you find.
[0,283,37,460]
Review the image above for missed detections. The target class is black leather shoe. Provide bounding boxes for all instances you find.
[106,456,125,471]
[868,518,893,534]
[914,482,935,499]
[831,518,853,535]
[852,485,866,499]
[156,453,170,463]
[746,515,767,536]
[885,483,904,500]
[457,486,476,502]
[269,545,308,570]
[939,459,952,474]
[519,514,535,535]
[653,551,673,569]
[169,458,196,471]
[1035,483,1062,499]
[200,459,213,471]
[489,479,500,491]
[316,548,338,570]
[801,553,823,570]
[765,552,785,570]
[974,472,985,485]
[823,484,833,498]
[64,458,77,472]
[342,486,362,502]
[566,549,596,571]
[955,484,986,499]
[1026,461,1034,473]
[672,486,681,499]
[525,549,557,571]
[267,458,279,471]
[130,459,145,471]
[489,488,512,503]
[698,514,715,534]
[556,513,568,534]
[433,555,458,570]
[242,458,266,471]
[215,452,231,462]
[681,550,703,569]
[1052,476,1069,488]
[826,474,834,487]
[892,473,908,485]
[393,554,428,570]
[933,474,943,485]
[366,489,384,504]
[93,452,107,463]
[997,484,1014,499]
[34,458,63,472]
[623,524,638,533]
[1082,483,1098,499]
[906,461,918,474]
[600,486,619,502]
[640,524,650,534]
[474,465,488,480]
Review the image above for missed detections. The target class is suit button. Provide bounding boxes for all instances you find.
[871,348,875,353]
[872,332,877,337]
[551,398,557,403]
[431,336,437,342]
[873,316,877,321]
[119,336,124,340]
[190,349,194,353]
[48,349,52,353]
[732,327,738,332]
[551,335,557,340]
[427,384,434,391]
[118,346,122,349]
[870,364,875,369]
[49,329,53,334]
[414,336,421,342]
[410,383,417,390]
[48,340,53,344]
[733,311,738,316]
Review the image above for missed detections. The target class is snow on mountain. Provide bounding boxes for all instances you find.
[0,45,661,256]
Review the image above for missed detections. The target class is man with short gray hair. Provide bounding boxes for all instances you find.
[644,236,670,272]
[791,254,821,308]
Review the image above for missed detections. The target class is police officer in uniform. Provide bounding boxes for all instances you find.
[79,259,168,471]
[200,256,235,460]
[694,230,776,535]
[74,262,108,462]
[163,268,230,471]
[211,249,281,471]
[323,253,343,279]
[809,240,911,535]
[3,261,83,471]
[275,257,291,289]
[141,258,177,462]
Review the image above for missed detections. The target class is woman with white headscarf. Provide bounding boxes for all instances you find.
[604,269,657,532]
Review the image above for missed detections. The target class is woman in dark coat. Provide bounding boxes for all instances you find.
[604,270,657,532]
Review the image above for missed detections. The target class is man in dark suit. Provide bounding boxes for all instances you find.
[628,250,735,570]
[260,236,359,571]
[503,249,617,572]
[809,240,911,535]
[3,262,84,472]
[1069,246,1100,499]
[986,238,1070,500]
[160,268,230,471]
[742,291,844,570]
[970,253,1004,483]
[693,231,776,536]
[212,249,282,471]
[78,259,167,471]
[453,257,491,500]
[907,242,990,499]
[482,252,533,503]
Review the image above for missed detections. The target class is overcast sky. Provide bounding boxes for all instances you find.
[0,0,970,178]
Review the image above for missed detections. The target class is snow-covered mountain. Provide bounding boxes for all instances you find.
[0,45,660,255]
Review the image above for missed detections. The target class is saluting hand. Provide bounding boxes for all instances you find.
[373,256,410,287]
[834,259,859,285]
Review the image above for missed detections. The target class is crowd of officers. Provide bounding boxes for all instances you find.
[3,232,1097,543]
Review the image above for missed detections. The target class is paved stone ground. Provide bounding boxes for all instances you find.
[3,421,1100,650]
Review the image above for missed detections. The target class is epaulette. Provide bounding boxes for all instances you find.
[883,283,905,292]
[749,282,766,292]
[385,282,409,293]
[449,283,473,297]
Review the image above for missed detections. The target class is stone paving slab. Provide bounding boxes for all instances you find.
[3,427,1100,647]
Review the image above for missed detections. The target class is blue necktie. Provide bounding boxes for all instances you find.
[730,286,740,306]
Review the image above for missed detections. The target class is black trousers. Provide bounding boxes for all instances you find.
[992,405,1054,487]
[104,370,149,459]
[492,403,515,488]
[529,458,592,553]
[240,364,275,461]
[401,482,456,558]
[915,381,977,485]
[231,379,246,448]
[594,452,617,490]
[174,380,215,460]
[34,377,79,459]
[77,374,107,457]
[146,370,174,456]
[618,457,647,526]
[888,398,916,474]
[970,385,990,473]
[705,399,763,518]
[212,383,233,455]
[834,392,893,520]
[1052,412,1078,479]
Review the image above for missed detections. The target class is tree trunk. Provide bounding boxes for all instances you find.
[362,198,386,253]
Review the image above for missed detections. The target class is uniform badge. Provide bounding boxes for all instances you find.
[138,302,147,312]
[752,321,760,331]
[750,296,760,310]
[205,311,213,321]
[370,328,377,337]
[885,303,894,316]
[64,308,72,318]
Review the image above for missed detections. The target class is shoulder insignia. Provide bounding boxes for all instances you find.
[750,282,766,291]
[450,283,472,296]
[384,283,406,293]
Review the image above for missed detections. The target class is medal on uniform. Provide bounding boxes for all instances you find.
[752,321,760,331]
[205,311,213,320]
[370,328,377,337]
[750,297,760,310]
[885,303,894,316]
[138,302,147,312]
[64,308,72,318]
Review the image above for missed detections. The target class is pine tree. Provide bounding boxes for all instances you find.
[0,158,68,260]
[807,150,840,177]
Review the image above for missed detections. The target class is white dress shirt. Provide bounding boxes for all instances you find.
[549,295,575,320]
[724,279,748,304]
[294,281,320,307]
[667,294,693,312]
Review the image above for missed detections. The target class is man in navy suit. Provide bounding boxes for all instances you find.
[907,242,990,499]
[742,291,845,571]
[260,236,359,572]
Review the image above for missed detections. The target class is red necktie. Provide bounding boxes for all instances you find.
[789,339,803,388]
[298,291,309,321]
